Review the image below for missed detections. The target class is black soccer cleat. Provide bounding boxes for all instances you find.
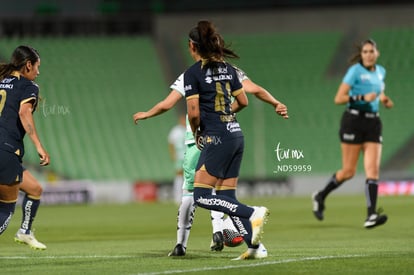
[312,191,325,221]
[168,244,186,256]
[364,213,388,229]
[210,231,224,251]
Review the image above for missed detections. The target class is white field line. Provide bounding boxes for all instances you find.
[0,255,135,259]
[0,254,367,274]
[134,254,366,275]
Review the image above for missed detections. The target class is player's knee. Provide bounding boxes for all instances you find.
[28,184,43,197]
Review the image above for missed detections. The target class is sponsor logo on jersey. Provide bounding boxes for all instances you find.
[1,77,14,84]
[184,84,192,92]
[227,122,241,133]
[0,84,13,89]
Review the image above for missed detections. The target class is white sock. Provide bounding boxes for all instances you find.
[223,216,238,232]
[176,191,196,248]
[173,175,184,204]
[210,210,224,233]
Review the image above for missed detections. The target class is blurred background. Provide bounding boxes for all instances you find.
[1,0,413,204]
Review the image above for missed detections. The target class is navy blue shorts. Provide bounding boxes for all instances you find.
[339,110,382,144]
[0,149,23,184]
[196,136,244,179]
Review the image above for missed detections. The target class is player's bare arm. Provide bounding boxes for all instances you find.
[334,83,377,104]
[242,79,288,119]
[186,97,200,135]
[334,83,352,104]
[231,90,248,113]
[380,91,394,108]
[133,90,182,124]
[19,102,50,166]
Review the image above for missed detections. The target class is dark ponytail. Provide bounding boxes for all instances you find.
[0,45,40,80]
[189,20,238,62]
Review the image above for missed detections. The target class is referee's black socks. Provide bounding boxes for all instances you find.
[365,179,378,216]
[319,173,343,199]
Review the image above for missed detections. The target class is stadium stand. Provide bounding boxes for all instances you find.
[1,27,412,182]
[369,28,414,173]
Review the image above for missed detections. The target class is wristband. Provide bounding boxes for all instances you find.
[349,95,357,103]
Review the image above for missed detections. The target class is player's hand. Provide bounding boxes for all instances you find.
[382,96,394,109]
[194,129,204,151]
[275,103,289,119]
[133,112,147,125]
[37,146,50,166]
[364,92,377,102]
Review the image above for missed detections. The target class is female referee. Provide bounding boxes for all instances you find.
[0,45,50,249]
[184,20,270,260]
[312,39,394,229]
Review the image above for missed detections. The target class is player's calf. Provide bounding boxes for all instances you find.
[0,201,16,235]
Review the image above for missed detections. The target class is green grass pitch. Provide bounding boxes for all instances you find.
[0,195,413,274]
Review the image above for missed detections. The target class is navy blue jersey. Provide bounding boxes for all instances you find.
[184,61,244,138]
[0,72,39,157]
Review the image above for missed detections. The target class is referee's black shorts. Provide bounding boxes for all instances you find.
[339,109,382,144]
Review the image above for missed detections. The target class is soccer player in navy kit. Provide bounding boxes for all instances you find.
[312,39,394,228]
[185,20,269,260]
[0,45,50,249]
[134,66,287,257]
